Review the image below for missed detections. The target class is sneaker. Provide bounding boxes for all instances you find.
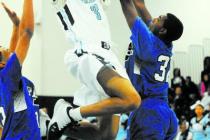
[51,0,67,11]
[47,99,73,140]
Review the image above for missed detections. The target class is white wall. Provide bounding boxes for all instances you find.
[106,0,210,52]
[146,0,210,52]
[0,0,44,96]
[40,0,81,96]
[203,38,210,57]
[0,0,210,96]
[171,40,210,84]
[0,1,23,47]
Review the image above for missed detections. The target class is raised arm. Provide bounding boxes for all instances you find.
[1,2,20,53]
[133,0,152,26]
[120,0,138,29]
[15,0,34,65]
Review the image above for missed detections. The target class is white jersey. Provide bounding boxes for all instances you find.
[56,0,112,50]
[56,0,130,107]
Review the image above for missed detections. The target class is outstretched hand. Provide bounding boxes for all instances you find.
[1,2,20,26]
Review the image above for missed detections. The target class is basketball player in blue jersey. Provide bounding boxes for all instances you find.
[0,1,41,139]
[120,0,183,139]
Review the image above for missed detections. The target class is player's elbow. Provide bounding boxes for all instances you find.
[24,28,34,39]
[19,28,34,40]
[133,0,145,8]
[130,93,141,110]
[125,92,141,111]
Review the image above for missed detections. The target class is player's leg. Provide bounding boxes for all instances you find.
[48,102,119,140]
[47,52,140,139]
[64,115,119,140]
[128,99,170,140]
[47,99,120,140]
[98,115,120,140]
[63,121,101,140]
[63,50,141,117]
[15,0,34,65]
[80,66,141,117]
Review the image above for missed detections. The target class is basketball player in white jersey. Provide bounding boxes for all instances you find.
[47,0,141,139]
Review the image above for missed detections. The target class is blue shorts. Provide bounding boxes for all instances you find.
[127,98,178,140]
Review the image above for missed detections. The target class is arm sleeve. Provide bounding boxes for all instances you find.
[130,17,153,60]
[1,53,22,92]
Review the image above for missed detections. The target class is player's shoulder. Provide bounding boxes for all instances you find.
[133,17,150,31]
[22,77,34,86]
[9,53,19,61]
[0,53,21,79]
[5,53,21,69]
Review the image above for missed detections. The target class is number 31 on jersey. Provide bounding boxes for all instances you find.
[154,55,170,82]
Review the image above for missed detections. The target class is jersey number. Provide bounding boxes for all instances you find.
[154,55,170,82]
[0,107,6,126]
[90,4,102,20]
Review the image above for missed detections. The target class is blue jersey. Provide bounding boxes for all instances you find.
[125,17,173,98]
[0,53,41,140]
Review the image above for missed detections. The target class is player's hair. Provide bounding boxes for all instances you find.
[163,13,183,42]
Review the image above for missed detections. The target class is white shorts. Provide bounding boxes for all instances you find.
[64,46,129,106]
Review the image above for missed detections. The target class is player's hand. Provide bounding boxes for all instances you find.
[1,2,20,26]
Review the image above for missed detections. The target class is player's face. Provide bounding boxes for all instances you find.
[0,48,10,68]
[150,15,167,36]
